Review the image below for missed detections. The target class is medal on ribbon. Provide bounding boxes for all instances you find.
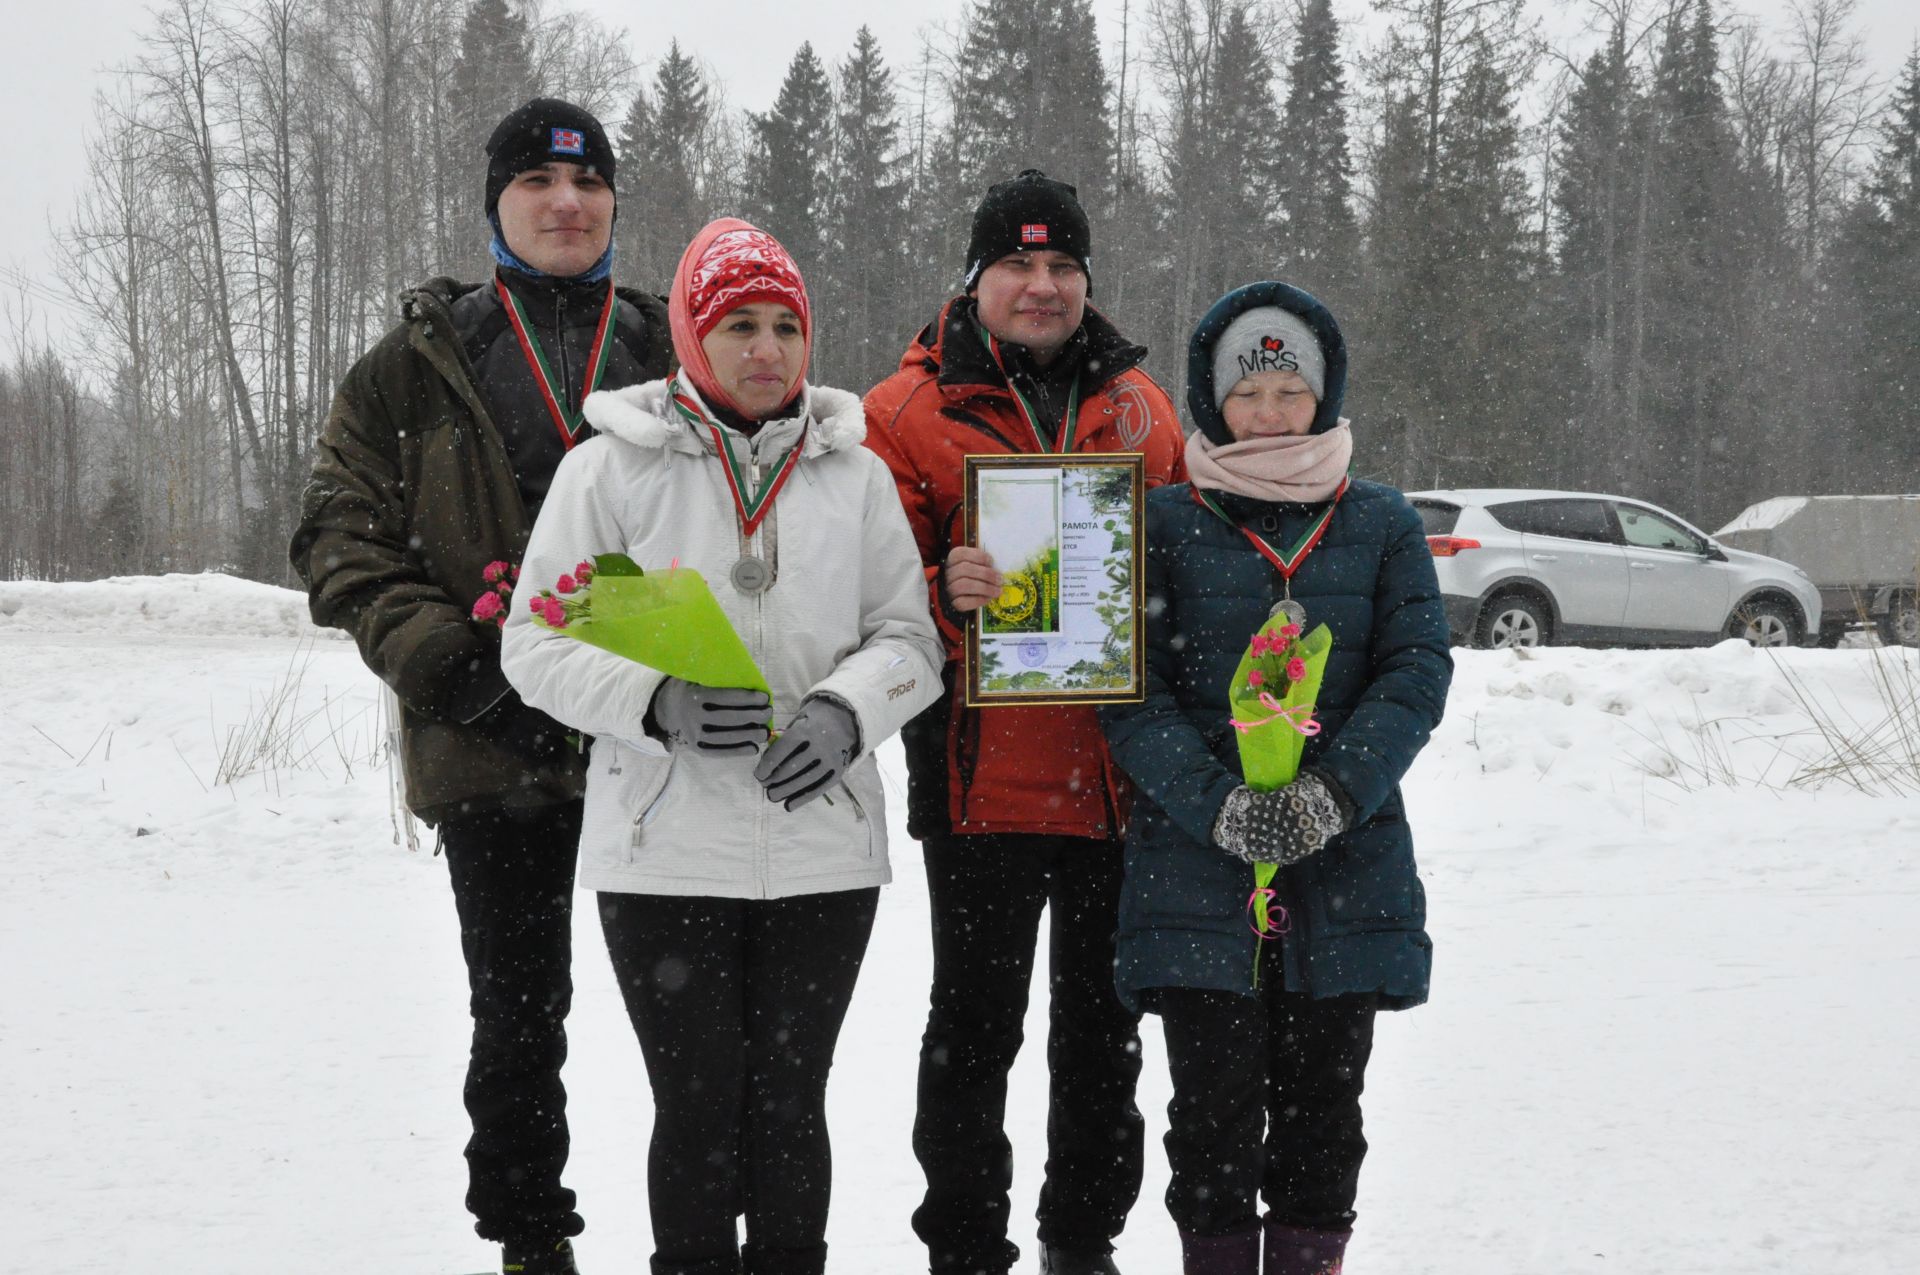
[669,380,808,595]
[1192,478,1351,624]
[496,274,618,449]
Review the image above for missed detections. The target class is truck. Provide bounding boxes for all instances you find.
[1714,495,1920,646]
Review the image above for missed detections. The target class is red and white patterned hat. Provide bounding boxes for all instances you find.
[669,218,812,416]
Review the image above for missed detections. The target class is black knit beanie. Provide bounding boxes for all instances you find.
[484,98,617,217]
[963,169,1092,290]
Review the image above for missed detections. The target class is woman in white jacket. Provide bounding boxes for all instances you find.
[501,217,942,1275]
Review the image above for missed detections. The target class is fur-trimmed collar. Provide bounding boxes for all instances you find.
[581,380,867,459]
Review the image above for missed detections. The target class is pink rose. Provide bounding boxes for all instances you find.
[528,594,543,613]
[1248,669,1265,688]
[543,597,569,628]
[471,592,503,622]
[1249,634,1269,657]
[556,574,577,594]
[575,560,595,582]
[483,560,508,584]
[1286,657,1307,681]
[1281,623,1302,638]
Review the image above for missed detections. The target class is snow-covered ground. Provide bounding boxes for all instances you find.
[5,574,1918,1274]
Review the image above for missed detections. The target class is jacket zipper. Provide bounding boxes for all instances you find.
[748,438,771,898]
[841,779,874,857]
[628,753,677,857]
[554,291,571,404]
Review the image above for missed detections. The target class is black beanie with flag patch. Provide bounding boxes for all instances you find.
[963,169,1092,290]
[484,97,617,217]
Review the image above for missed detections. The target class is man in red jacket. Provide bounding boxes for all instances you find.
[864,170,1187,1275]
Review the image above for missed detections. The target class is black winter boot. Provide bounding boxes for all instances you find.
[1039,1245,1121,1275]
[503,1236,580,1274]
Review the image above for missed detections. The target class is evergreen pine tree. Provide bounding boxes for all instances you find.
[1830,46,1920,483]
[822,27,912,388]
[1641,0,1745,513]
[447,0,536,268]
[944,0,1115,247]
[1356,87,1435,482]
[1429,31,1542,485]
[1553,23,1644,453]
[746,43,835,286]
[1275,0,1359,299]
[1203,5,1284,298]
[1149,1,1285,404]
[616,43,712,289]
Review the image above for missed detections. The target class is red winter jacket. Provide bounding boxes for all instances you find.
[862,297,1187,841]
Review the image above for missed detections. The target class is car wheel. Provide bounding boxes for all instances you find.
[1876,592,1920,647]
[1727,598,1800,648]
[1476,594,1549,649]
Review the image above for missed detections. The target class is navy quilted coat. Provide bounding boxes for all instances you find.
[1099,282,1452,1013]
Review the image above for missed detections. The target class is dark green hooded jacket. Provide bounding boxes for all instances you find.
[289,275,670,824]
[1099,281,1451,1012]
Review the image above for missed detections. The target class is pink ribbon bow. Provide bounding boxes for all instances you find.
[1230,694,1322,737]
[1246,889,1292,941]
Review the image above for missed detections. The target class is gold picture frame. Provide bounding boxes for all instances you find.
[963,453,1147,707]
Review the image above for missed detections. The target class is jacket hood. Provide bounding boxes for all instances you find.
[580,379,866,458]
[1186,281,1348,445]
[897,295,1149,396]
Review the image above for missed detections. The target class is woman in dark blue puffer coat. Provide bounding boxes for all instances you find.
[1099,282,1451,1275]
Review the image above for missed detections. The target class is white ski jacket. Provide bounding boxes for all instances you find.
[500,380,943,898]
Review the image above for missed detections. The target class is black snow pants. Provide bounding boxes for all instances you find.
[911,833,1146,1274]
[1150,980,1377,1238]
[599,887,880,1275]
[440,800,585,1246]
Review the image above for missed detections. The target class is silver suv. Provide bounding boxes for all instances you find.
[1409,489,1822,649]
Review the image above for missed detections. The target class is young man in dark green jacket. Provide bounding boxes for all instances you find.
[290,98,670,1275]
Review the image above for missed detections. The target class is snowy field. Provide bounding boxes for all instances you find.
[5,573,1919,1274]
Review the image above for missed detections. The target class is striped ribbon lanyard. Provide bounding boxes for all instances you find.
[495,274,617,449]
[975,319,1083,453]
[669,381,808,539]
[1191,478,1351,583]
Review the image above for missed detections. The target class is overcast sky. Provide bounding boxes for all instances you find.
[3,0,1915,332]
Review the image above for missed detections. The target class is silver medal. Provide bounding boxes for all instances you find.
[731,554,773,595]
[1270,598,1308,629]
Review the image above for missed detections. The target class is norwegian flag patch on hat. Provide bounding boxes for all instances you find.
[1021,223,1050,244]
[550,127,586,155]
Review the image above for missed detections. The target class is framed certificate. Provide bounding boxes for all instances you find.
[963,453,1146,706]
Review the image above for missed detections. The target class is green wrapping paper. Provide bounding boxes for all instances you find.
[535,553,770,697]
[1229,620,1333,933]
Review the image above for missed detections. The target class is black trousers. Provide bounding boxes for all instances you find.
[600,887,880,1275]
[1152,981,1376,1238]
[440,801,585,1245]
[912,834,1146,1274]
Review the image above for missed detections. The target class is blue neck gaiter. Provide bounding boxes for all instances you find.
[489,214,614,284]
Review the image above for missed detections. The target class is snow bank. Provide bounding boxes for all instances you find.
[5,580,1919,1274]
[0,571,340,638]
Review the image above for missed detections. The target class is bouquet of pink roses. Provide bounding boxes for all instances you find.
[522,552,769,696]
[1228,613,1332,939]
[468,560,519,629]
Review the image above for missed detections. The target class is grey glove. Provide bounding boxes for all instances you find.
[1212,771,1352,866]
[753,696,862,811]
[647,678,770,755]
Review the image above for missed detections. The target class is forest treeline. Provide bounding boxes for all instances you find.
[2,0,1917,583]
